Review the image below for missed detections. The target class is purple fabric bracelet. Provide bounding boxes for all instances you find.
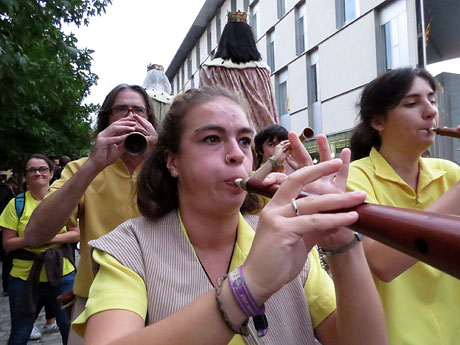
[228,266,266,317]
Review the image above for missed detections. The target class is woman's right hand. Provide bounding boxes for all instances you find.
[242,159,366,305]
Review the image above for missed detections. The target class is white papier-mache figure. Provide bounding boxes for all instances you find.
[143,63,172,123]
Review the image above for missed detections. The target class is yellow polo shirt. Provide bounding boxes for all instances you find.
[73,212,336,342]
[50,157,142,297]
[347,147,460,345]
[0,191,74,281]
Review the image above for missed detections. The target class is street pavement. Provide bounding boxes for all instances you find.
[0,285,64,345]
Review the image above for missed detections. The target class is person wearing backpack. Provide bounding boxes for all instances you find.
[0,174,15,295]
[0,154,79,345]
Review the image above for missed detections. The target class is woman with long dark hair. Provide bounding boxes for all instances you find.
[347,67,460,345]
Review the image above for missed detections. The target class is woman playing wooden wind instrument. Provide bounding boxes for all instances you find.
[347,67,460,345]
[73,88,388,345]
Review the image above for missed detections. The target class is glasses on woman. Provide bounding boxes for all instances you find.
[111,105,147,117]
[25,167,50,175]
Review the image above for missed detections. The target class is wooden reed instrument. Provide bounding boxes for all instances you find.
[430,127,460,139]
[235,177,460,279]
[299,127,315,142]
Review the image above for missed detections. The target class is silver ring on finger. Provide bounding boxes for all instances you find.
[291,198,300,216]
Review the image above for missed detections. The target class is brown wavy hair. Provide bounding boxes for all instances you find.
[137,87,260,219]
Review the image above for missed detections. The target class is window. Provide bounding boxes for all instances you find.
[275,69,288,116]
[207,26,212,55]
[336,0,359,28]
[309,64,318,102]
[243,0,250,11]
[196,43,200,68]
[187,55,192,79]
[266,29,275,72]
[377,0,409,72]
[231,0,237,12]
[176,76,180,94]
[181,67,185,91]
[307,50,322,133]
[216,9,222,42]
[250,2,260,40]
[295,2,306,55]
[277,0,286,19]
[344,0,357,23]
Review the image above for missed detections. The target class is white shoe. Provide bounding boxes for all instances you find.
[43,320,59,333]
[29,325,41,340]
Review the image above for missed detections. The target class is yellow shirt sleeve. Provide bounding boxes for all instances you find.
[347,164,378,204]
[0,197,19,231]
[72,249,148,337]
[305,249,336,328]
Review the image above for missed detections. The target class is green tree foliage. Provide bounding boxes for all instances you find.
[0,0,112,176]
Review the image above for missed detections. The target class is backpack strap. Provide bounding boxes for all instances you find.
[15,192,25,220]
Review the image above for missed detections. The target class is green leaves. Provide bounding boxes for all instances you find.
[0,0,111,170]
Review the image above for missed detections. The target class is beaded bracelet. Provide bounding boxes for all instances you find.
[215,274,250,336]
[228,266,269,337]
[268,156,278,170]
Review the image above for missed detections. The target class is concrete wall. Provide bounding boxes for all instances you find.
[170,0,421,142]
[319,12,377,101]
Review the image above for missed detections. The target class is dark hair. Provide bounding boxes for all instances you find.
[59,155,71,167]
[214,22,262,64]
[94,84,158,137]
[25,154,54,173]
[350,67,437,161]
[254,124,288,168]
[137,87,260,219]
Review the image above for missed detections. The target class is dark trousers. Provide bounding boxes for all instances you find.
[7,271,75,345]
[1,253,12,293]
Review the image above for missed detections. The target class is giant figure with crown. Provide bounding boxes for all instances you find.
[199,10,279,132]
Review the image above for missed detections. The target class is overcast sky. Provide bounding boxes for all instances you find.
[67,0,206,106]
[68,0,460,107]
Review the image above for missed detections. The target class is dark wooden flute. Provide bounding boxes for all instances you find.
[235,177,460,279]
[298,127,315,142]
[429,127,460,139]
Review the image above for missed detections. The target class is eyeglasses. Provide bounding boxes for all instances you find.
[25,167,50,175]
[111,105,147,117]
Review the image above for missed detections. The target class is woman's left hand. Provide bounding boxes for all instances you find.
[260,134,361,250]
[243,160,366,304]
[271,140,292,168]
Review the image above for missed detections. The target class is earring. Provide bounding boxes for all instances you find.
[170,168,178,177]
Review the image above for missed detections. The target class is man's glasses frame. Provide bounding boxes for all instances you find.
[111,105,147,117]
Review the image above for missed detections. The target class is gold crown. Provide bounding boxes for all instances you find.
[147,63,164,72]
[227,10,248,24]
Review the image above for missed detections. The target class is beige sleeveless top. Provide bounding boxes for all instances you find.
[90,211,316,345]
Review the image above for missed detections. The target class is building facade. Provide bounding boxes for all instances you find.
[166,0,459,162]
